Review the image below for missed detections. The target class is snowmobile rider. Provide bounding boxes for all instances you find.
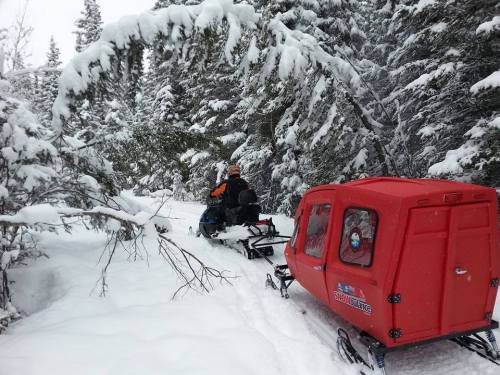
[209,164,249,209]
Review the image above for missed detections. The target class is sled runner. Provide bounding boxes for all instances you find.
[198,189,290,260]
[268,177,500,374]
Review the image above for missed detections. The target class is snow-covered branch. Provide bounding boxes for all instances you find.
[0,204,158,228]
[4,66,61,78]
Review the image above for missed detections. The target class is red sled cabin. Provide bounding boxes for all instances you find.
[273,177,500,373]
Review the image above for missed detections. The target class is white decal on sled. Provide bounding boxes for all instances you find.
[334,283,372,315]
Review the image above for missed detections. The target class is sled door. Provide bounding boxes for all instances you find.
[393,203,497,344]
[294,192,334,304]
[445,202,496,333]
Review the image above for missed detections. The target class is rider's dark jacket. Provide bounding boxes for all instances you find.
[209,175,249,209]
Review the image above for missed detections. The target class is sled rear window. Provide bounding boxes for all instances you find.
[339,208,378,267]
[304,204,331,258]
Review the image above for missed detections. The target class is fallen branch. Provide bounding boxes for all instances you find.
[1,200,234,305]
[158,234,235,299]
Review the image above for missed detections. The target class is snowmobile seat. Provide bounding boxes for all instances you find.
[238,189,258,206]
[238,189,261,224]
[224,189,261,226]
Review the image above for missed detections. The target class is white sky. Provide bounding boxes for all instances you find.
[0,0,155,68]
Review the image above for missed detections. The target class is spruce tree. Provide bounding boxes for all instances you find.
[33,37,61,126]
[153,0,180,10]
[383,0,500,183]
[74,0,103,52]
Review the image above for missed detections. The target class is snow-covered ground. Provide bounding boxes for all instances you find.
[0,198,498,375]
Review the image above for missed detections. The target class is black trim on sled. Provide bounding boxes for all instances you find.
[360,320,499,355]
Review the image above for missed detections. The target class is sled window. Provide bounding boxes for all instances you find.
[339,208,378,267]
[290,211,302,253]
[304,204,331,258]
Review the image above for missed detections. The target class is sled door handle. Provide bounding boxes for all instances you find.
[454,267,468,275]
[313,265,324,271]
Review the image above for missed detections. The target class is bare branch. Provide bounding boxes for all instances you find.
[157,234,235,299]
[6,0,33,71]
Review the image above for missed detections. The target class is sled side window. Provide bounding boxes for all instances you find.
[290,211,302,253]
[339,208,378,267]
[304,204,332,258]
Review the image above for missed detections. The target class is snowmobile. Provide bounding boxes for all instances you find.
[197,189,290,260]
[266,177,500,374]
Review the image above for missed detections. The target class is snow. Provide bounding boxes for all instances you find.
[308,75,327,117]
[225,12,242,63]
[445,48,461,57]
[465,117,500,139]
[186,150,210,166]
[265,17,360,91]
[218,131,246,145]
[476,16,500,35]
[428,142,478,176]
[208,99,232,111]
[430,22,447,33]
[310,103,337,149]
[417,125,435,137]
[247,36,260,64]
[1,145,17,163]
[489,117,500,130]
[0,204,61,225]
[0,79,10,94]
[1,249,20,271]
[0,184,8,199]
[471,70,500,94]
[403,33,417,48]
[284,123,299,146]
[150,188,173,198]
[353,148,368,169]
[205,116,217,127]
[405,63,460,90]
[0,200,338,375]
[1,197,498,375]
[277,32,309,80]
[16,165,58,191]
[412,0,437,14]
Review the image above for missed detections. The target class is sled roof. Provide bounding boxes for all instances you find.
[307,177,495,202]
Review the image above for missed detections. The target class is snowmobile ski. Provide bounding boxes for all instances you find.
[451,332,500,366]
[200,217,290,261]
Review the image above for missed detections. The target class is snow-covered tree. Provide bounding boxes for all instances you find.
[55,0,260,197]
[33,37,61,126]
[50,0,500,217]
[381,0,500,184]
[0,80,58,317]
[74,0,103,52]
[225,0,391,213]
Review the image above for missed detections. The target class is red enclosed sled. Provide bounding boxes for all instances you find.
[272,177,500,373]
